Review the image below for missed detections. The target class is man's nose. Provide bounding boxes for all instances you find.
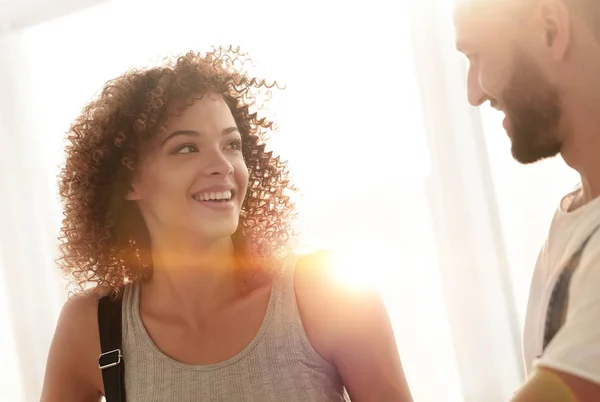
[467,67,487,107]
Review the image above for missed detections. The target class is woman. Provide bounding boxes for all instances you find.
[41,47,412,402]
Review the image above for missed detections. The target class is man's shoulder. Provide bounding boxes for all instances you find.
[572,226,600,286]
[547,189,600,258]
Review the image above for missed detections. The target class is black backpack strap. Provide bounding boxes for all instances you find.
[98,295,126,402]
[542,224,600,352]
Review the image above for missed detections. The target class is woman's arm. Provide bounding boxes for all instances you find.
[40,291,104,402]
[295,250,413,402]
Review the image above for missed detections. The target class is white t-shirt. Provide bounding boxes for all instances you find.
[523,188,600,384]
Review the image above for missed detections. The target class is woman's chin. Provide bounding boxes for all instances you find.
[189,219,240,243]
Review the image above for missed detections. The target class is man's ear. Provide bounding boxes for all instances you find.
[536,0,571,61]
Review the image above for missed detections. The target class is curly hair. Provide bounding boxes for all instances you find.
[57,46,297,295]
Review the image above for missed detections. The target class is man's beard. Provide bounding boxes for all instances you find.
[500,50,563,164]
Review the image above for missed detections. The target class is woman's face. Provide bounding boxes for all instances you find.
[127,93,249,244]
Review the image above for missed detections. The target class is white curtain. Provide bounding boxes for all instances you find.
[0,29,69,402]
[0,0,579,401]
[404,1,579,400]
[404,0,525,398]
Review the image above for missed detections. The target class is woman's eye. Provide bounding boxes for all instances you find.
[226,139,242,151]
[175,144,197,154]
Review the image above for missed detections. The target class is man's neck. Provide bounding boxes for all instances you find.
[559,88,600,208]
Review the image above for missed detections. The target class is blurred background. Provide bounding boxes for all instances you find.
[0,0,579,400]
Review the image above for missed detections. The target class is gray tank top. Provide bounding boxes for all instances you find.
[121,255,348,401]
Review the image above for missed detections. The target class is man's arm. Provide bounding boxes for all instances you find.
[511,367,600,402]
[512,233,600,402]
[294,250,413,402]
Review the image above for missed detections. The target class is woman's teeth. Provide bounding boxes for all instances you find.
[193,190,233,202]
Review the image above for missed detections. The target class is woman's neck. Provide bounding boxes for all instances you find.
[142,236,240,327]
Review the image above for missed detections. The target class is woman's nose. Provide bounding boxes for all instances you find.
[204,150,234,176]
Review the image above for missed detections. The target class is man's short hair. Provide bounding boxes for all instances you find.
[570,0,600,40]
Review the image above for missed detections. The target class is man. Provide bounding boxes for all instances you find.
[454,0,600,401]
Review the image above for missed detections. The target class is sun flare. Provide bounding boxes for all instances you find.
[328,239,395,290]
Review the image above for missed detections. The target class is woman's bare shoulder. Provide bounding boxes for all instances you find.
[60,287,111,334]
[40,287,109,402]
[63,287,106,311]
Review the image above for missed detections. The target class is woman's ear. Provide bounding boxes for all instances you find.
[123,157,140,201]
[125,179,140,201]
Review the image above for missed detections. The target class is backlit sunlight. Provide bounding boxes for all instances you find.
[329,239,396,290]
[5,0,464,400]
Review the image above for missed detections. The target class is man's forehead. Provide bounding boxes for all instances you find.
[455,0,520,10]
[454,0,520,47]
[455,0,514,24]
